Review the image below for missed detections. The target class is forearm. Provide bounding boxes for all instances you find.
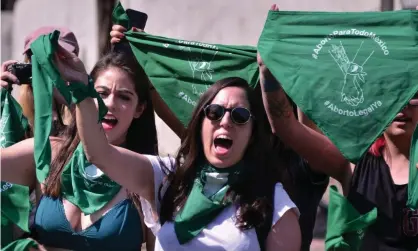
[259,68,350,181]
[151,89,186,137]
[75,97,109,164]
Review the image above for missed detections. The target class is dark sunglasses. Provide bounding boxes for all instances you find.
[203,104,254,125]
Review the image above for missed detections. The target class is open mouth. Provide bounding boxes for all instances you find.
[393,116,411,123]
[102,115,118,130]
[214,135,233,155]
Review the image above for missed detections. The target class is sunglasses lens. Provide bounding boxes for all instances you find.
[231,107,251,124]
[205,104,224,121]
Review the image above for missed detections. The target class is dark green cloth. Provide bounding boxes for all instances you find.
[1,238,38,251]
[407,125,418,209]
[61,143,121,215]
[325,186,378,250]
[112,3,258,125]
[258,10,418,163]
[174,161,248,244]
[30,30,107,183]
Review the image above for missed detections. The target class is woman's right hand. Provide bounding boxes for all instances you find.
[110,24,143,44]
[1,60,19,89]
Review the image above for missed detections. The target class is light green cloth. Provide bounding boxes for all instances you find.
[113,3,259,125]
[1,238,38,251]
[61,143,121,215]
[30,30,107,183]
[325,186,378,250]
[258,10,418,163]
[407,124,418,209]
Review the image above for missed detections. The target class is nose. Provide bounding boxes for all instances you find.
[219,111,233,128]
[103,94,116,112]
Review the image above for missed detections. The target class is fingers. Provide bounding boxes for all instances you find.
[1,71,19,87]
[110,30,124,44]
[1,60,18,72]
[270,4,279,11]
[112,24,127,32]
[131,27,144,32]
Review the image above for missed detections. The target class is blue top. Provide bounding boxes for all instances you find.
[33,196,143,251]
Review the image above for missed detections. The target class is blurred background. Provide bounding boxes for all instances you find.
[0,0,415,249]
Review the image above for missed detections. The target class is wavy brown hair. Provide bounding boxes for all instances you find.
[159,77,286,248]
[44,52,158,210]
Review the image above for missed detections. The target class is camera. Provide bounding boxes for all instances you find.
[7,63,32,84]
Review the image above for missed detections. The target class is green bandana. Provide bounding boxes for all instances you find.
[30,31,107,183]
[60,143,121,215]
[174,161,247,244]
[325,186,378,251]
[113,3,258,125]
[1,238,38,251]
[407,125,418,209]
[1,182,31,248]
[0,88,29,147]
[0,88,32,247]
[258,10,418,163]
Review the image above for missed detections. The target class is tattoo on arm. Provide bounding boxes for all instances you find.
[266,93,292,119]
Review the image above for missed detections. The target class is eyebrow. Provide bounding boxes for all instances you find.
[95,85,135,96]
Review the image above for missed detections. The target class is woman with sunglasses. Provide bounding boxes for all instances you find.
[258,6,418,250]
[49,44,301,250]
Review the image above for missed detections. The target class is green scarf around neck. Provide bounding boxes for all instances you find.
[30,31,107,184]
[60,143,121,215]
[174,160,249,244]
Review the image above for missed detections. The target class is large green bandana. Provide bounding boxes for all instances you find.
[258,10,418,163]
[325,186,378,251]
[30,31,107,183]
[0,88,32,247]
[113,3,258,125]
[60,143,121,215]
[174,161,248,244]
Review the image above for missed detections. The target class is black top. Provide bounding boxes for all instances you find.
[286,152,329,251]
[348,152,418,251]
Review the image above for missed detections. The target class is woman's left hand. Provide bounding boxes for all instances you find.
[54,46,88,85]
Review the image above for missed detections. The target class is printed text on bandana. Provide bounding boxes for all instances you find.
[311,29,389,116]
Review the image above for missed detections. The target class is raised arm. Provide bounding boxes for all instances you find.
[258,53,351,184]
[54,48,155,201]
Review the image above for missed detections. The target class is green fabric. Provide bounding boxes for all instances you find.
[112,2,258,125]
[30,30,107,183]
[174,161,247,244]
[0,89,32,247]
[112,2,131,29]
[1,182,31,247]
[325,186,378,251]
[1,238,38,251]
[407,125,418,209]
[258,10,418,163]
[60,143,121,215]
[0,88,29,148]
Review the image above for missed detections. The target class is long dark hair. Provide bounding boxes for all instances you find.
[159,77,286,243]
[45,52,158,210]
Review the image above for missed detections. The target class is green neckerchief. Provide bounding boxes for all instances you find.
[258,10,418,163]
[1,182,31,247]
[407,125,418,209]
[30,30,107,183]
[112,3,258,126]
[325,186,378,251]
[1,238,38,251]
[174,160,248,244]
[60,143,121,215]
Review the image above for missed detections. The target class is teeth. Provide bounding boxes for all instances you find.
[216,135,231,140]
